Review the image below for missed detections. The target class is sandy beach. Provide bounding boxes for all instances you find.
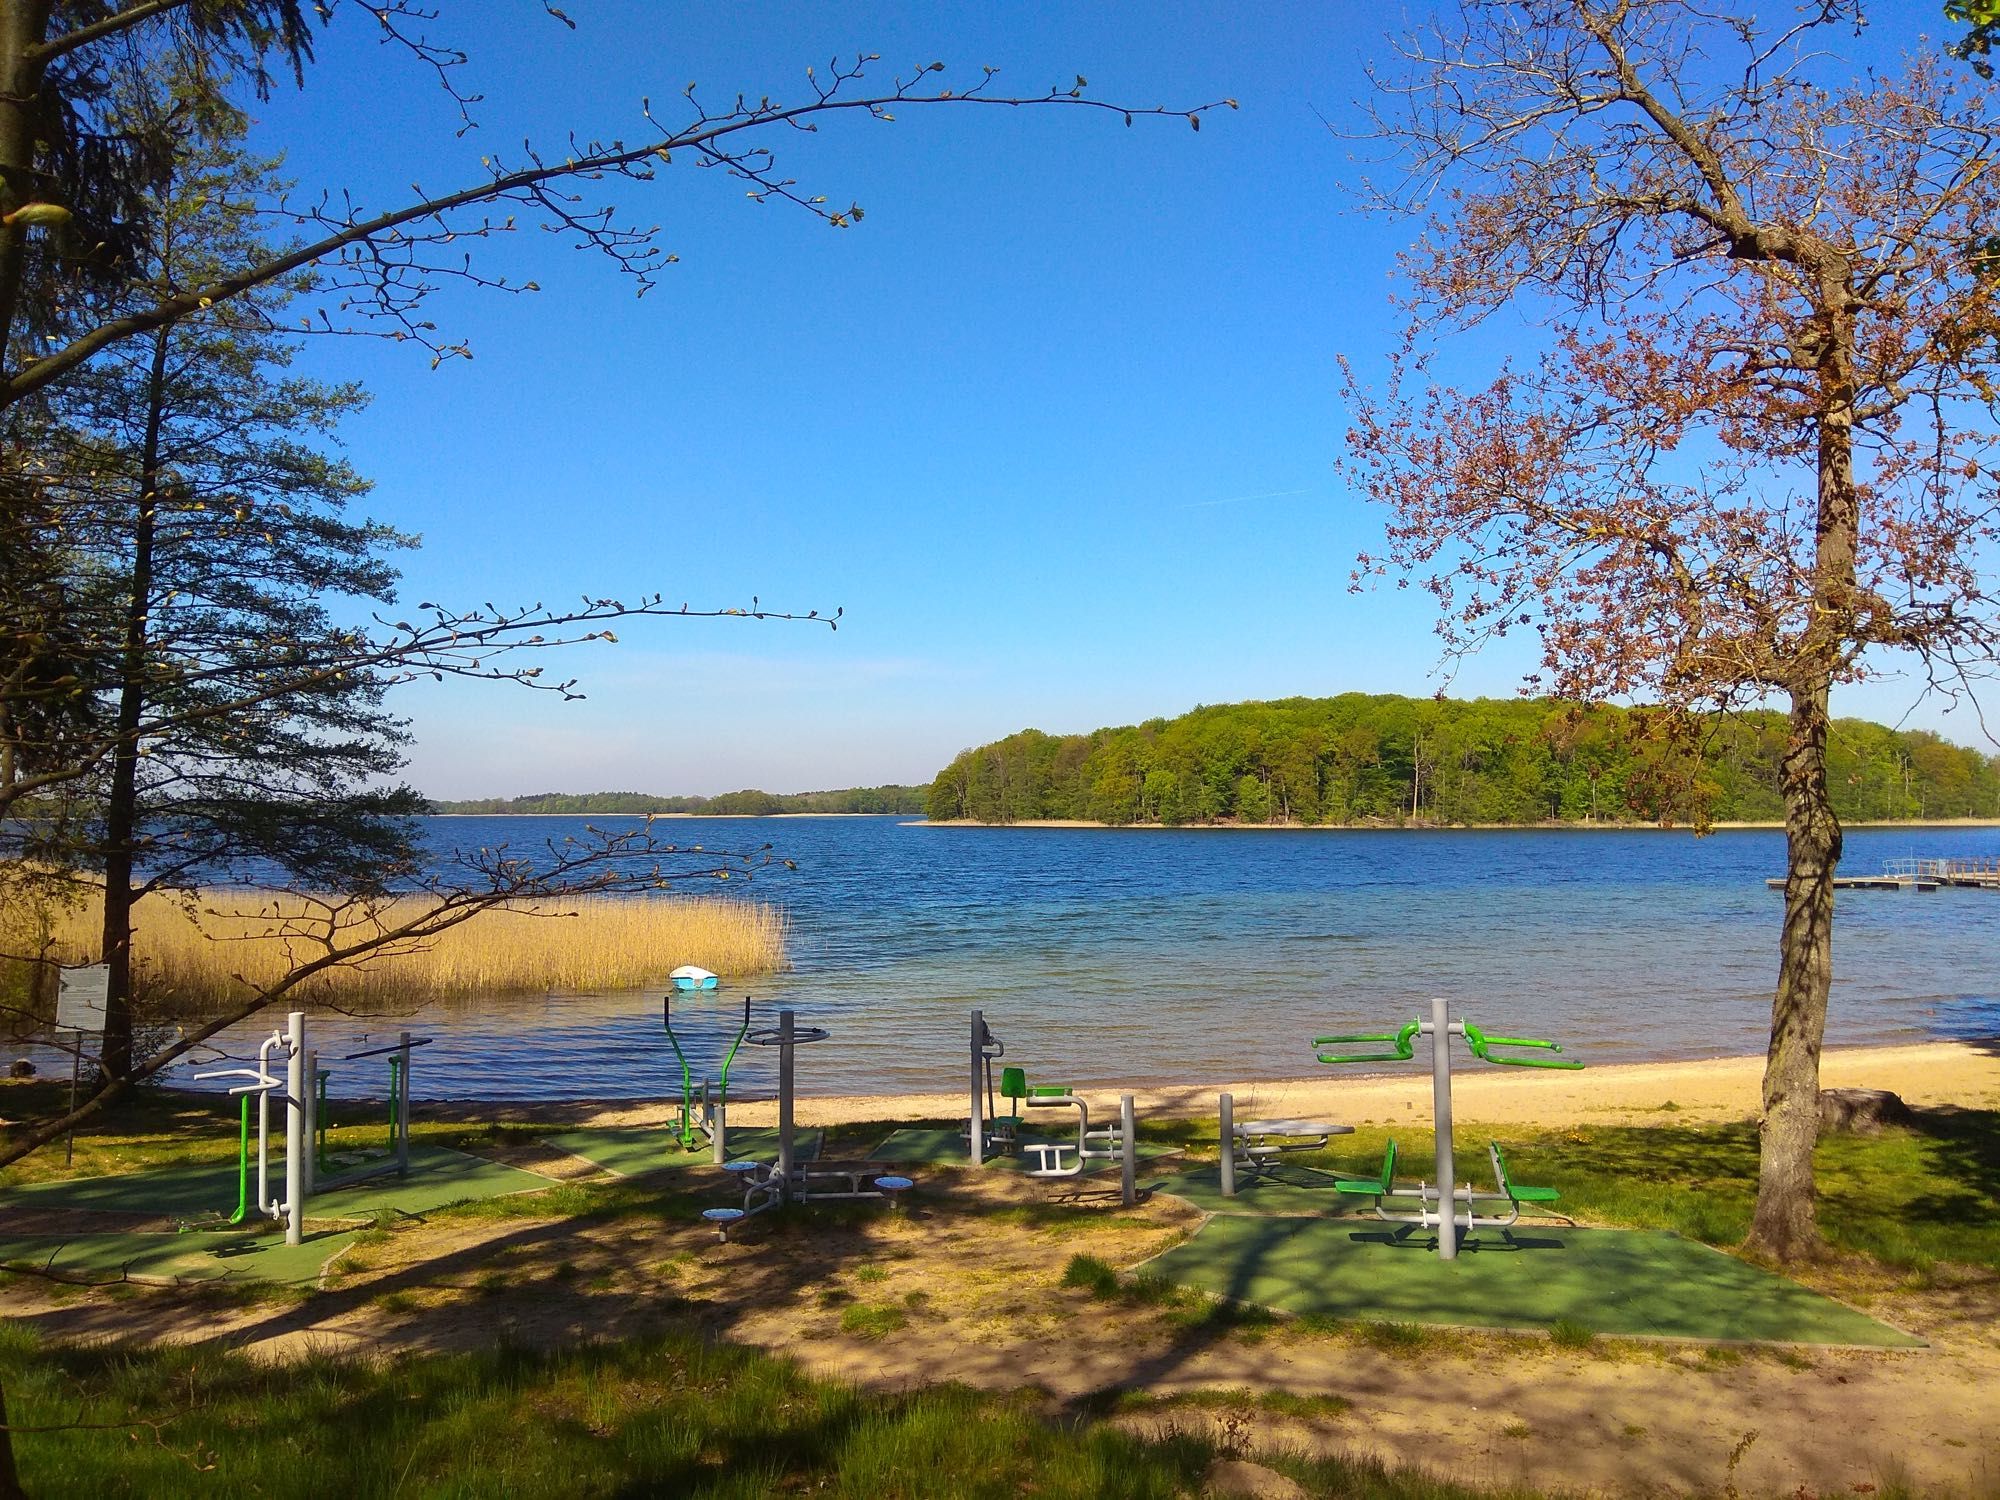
[479,1038,2000,1132]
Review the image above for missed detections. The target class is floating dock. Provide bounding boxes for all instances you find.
[1766,857,1998,893]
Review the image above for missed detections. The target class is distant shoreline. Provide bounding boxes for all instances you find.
[913,817,2000,832]
[426,811,898,819]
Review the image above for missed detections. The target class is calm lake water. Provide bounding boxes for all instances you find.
[103,818,2000,1102]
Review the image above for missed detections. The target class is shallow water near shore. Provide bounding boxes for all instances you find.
[54,817,2000,1103]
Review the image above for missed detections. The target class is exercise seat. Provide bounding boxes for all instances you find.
[1334,1139,1400,1199]
[1487,1142,1559,1205]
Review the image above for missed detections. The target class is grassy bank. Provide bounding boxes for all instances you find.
[0,1324,1525,1500]
[16,891,787,1011]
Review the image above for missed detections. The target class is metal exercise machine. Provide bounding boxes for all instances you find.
[1216,1096,1353,1198]
[1314,997,1580,1260]
[699,1007,914,1240]
[191,1011,430,1246]
[308,1031,430,1191]
[663,985,751,1165]
[963,1010,1138,1206]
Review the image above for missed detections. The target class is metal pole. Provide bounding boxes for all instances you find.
[1431,996,1456,1262]
[64,1032,80,1168]
[396,1032,412,1177]
[1120,1094,1136,1208]
[285,1010,305,1247]
[1219,1092,1236,1198]
[713,1090,727,1166]
[256,1039,273,1220]
[300,1048,317,1197]
[777,1008,796,1205]
[969,1009,984,1166]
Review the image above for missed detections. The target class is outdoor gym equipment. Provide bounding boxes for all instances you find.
[966,1010,1015,1165]
[662,988,750,1164]
[1216,1093,1353,1198]
[1330,1138,1565,1234]
[696,1007,918,1240]
[190,1011,429,1246]
[963,1011,1137,1204]
[310,1032,430,1190]
[1313,997,1580,1260]
[193,1012,306,1245]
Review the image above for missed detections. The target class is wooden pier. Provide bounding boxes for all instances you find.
[1765,856,2000,893]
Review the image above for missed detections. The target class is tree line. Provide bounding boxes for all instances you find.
[433,786,927,816]
[924,694,2000,828]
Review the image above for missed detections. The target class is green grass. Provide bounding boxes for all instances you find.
[1169,1108,2000,1275]
[0,1323,1537,1500]
[839,1302,909,1339]
[1547,1319,1596,1351]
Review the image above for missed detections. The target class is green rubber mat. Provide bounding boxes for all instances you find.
[1141,1216,1922,1348]
[868,1127,1178,1173]
[0,1228,356,1285]
[542,1126,820,1178]
[0,1144,556,1220]
[1151,1164,1369,1217]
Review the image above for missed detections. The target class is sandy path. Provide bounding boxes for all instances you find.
[446,1039,2000,1133]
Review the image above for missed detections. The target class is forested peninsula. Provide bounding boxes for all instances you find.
[923,695,2000,827]
[429,786,927,816]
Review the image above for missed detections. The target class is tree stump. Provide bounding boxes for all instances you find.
[1818,1087,1914,1135]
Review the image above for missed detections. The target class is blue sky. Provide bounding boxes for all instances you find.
[246,1,1987,798]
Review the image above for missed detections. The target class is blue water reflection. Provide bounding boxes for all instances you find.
[96,818,2000,1101]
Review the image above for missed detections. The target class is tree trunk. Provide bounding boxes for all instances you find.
[96,325,171,1082]
[1746,682,1840,1261]
[0,1371,24,1500]
[0,1,52,363]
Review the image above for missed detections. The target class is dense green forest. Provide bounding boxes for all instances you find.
[924,695,2000,827]
[429,786,927,816]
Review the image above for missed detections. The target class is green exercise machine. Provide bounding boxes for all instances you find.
[310,1031,429,1189]
[663,982,751,1165]
[1314,997,1580,1259]
[964,1009,1137,1203]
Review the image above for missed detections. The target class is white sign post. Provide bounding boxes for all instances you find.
[56,964,108,1167]
[56,964,108,1032]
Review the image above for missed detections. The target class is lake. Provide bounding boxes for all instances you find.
[135,816,2000,1105]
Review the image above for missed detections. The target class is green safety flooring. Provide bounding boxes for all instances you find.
[0,1228,357,1285]
[1151,1164,1367,1217]
[0,1143,555,1220]
[868,1126,1179,1173]
[542,1126,821,1178]
[1140,1216,1921,1348]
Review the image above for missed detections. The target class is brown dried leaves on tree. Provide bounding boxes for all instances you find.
[1340,0,2000,1259]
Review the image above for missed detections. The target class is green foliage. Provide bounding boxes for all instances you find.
[924,693,2000,827]
[1060,1253,1121,1297]
[431,784,929,816]
[0,1324,1542,1500]
[837,1302,910,1339]
[1548,1319,1597,1351]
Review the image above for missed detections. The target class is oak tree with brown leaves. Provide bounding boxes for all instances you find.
[1341,0,2000,1260]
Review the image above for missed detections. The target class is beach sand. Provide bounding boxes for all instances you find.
[487,1038,2000,1132]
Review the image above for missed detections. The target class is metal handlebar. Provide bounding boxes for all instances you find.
[1460,1023,1583,1070]
[192,1064,281,1097]
[1313,1019,1420,1065]
[748,1025,829,1046]
[342,1037,434,1062]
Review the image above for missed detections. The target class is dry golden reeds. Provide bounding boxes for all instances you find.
[33,890,788,1011]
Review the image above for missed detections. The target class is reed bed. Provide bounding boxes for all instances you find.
[36,890,788,1011]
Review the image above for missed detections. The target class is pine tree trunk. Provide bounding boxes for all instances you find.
[96,325,171,1082]
[1746,682,1840,1260]
[0,1,52,363]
